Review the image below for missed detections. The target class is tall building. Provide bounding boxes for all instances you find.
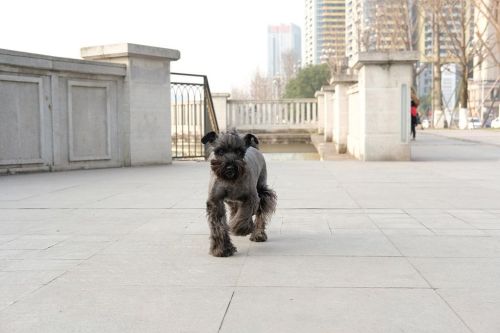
[267,23,302,80]
[346,0,412,60]
[469,0,499,118]
[304,0,346,66]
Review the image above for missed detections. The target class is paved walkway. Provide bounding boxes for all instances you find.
[412,129,500,161]
[1,132,500,332]
[424,129,500,146]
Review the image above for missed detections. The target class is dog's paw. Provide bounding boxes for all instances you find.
[210,244,237,257]
[250,230,267,242]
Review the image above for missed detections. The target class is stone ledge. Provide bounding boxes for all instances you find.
[311,134,353,161]
[81,43,181,61]
[321,85,335,92]
[330,73,358,85]
[314,90,325,98]
[212,93,231,98]
[0,48,126,76]
[350,51,419,69]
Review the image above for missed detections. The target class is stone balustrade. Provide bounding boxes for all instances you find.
[225,99,318,132]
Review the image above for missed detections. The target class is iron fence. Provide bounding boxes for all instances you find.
[170,73,218,159]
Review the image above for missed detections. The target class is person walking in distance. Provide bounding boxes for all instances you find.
[410,100,418,140]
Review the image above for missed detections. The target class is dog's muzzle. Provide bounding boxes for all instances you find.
[211,159,245,181]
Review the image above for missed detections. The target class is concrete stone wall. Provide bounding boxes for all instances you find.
[0,44,179,173]
[318,51,418,161]
[332,75,357,154]
[314,91,325,134]
[358,64,411,160]
[212,93,230,132]
[347,84,362,159]
[322,86,335,142]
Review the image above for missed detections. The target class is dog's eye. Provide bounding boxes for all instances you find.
[216,149,225,156]
[238,149,246,157]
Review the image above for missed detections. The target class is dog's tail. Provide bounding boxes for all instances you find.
[257,185,277,221]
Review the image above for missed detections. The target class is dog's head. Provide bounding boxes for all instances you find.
[201,130,259,181]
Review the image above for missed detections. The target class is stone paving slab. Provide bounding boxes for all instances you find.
[437,288,500,333]
[220,287,470,333]
[1,133,500,332]
[0,284,233,333]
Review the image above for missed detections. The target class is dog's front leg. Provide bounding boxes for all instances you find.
[229,196,258,236]
[206,199,236,257]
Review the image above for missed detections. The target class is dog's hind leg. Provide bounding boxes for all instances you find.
[206,200,236,257]
[250,184,277,242]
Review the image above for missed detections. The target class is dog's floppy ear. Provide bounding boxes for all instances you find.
[201,131,218,145]
[243,133,259,148]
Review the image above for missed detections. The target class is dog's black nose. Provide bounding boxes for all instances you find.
[223,164,238,179]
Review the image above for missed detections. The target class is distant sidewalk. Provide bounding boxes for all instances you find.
[425,129,500,146]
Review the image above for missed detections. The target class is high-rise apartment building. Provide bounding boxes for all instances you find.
[304,0,346,66]
[267,23,302,79]
[346,0,412,60]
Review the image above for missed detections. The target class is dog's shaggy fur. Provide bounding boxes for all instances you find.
[202,130,277,257]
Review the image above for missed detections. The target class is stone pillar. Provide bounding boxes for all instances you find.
[81,43,180,166]
[211,93,230,132]
[351,51,418,161]
[331,74,357,153]
[322,85,335,142]
[315,90,325,134]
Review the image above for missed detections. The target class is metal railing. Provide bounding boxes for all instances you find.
[170,73,219,159]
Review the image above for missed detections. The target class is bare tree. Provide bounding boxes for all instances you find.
[437,0,477,111]
[374,0,412,51]
[473,0,500,67]
[432,0,446,125]
[281,50,298,82]
[322,23,348,76]
[416,0,499,126]
[414,0,446,126]
[230,87,250,100]
[354,0,413,53]
[470,0,500,120]
[249,70,273,101]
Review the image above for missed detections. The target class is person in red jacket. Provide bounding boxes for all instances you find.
[410,100,418,140]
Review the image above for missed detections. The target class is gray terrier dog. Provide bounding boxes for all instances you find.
[201,130,277,257]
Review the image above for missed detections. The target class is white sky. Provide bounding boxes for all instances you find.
[0,0,303,92]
